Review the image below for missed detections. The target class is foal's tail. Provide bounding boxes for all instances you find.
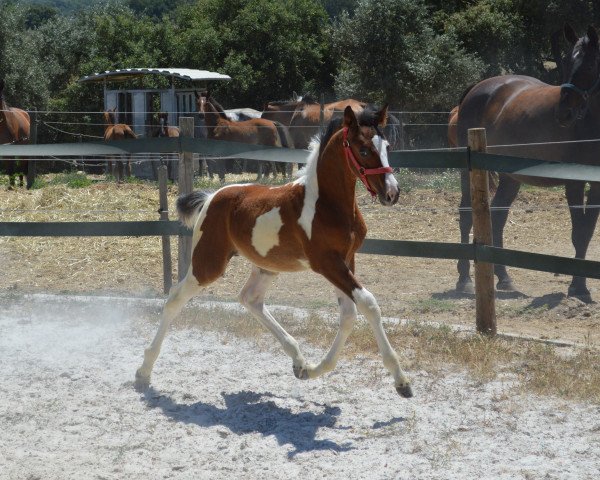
[176,191,210,229]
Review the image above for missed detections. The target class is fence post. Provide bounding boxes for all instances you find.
[178,116,194,281]
[158,161,173,294]
[468,128,496,335]
[27,109,37,189]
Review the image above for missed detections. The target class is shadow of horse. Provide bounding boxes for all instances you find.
[431,289,528,301]
[142,388,354,458]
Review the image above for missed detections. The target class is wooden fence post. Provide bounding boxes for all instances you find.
[178,117,194,281]
[158,161,172,294]
[468,128,497,335]
[27,109,37,189]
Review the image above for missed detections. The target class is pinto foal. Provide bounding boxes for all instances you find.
[135,105,413,398]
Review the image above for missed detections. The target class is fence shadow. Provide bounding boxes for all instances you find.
[431,289,529,301]
[142,387,353,457]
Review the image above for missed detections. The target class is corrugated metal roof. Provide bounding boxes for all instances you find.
[78,68,231,83]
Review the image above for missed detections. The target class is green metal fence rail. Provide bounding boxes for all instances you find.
[2,135,600,282]
[1,221,600,281]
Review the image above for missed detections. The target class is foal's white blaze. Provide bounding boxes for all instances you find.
[374,135,399,200]
[294,142,320,240]
[252,207,284,256]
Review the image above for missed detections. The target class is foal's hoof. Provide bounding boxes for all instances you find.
[134,371,150,392]
[293,364,309,380]
[396,384,414,398]
[496,279,516,291]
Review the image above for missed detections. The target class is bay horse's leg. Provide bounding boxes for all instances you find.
[134,271,201,390]
[490,174,521,290]
[238,266,309,372]
[456,169,474,293]
[317,256,412,398]
[304,287,357,378]
[565,181,600,302]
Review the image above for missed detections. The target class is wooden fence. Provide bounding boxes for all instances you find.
[2,116,600,336]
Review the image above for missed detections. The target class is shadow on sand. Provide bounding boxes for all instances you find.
[142,388,354,457]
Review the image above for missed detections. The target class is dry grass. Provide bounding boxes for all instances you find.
[171,303,600,404]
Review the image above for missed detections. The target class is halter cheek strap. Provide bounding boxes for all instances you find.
[342,127,393,198]
[561,75,600,119]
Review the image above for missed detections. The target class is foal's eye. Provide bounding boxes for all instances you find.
[359,147,369,157]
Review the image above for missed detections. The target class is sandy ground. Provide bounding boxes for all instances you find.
[1,293,599,480]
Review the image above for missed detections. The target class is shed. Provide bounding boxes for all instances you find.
[78,68,231,137]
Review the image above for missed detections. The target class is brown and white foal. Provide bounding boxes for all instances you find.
[135,105,413,398]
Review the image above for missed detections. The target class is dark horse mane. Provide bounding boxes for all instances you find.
[206,96,229,120]
[318,104,386,159]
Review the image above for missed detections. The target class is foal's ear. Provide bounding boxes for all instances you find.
[194,90,201,99]
[587,25,599,48]
[343,105,358,131]
[564,23,579,45]
[377,104,389,128]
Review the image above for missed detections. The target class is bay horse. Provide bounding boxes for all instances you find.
[196,92,294,180]
[152,112,179,180]
[135,105,413,398]
[455,24,600,302]
[263,94,403,151]
[103,108,137,183]
[0,79,31,188]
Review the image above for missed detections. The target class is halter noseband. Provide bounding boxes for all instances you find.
[342,127,393,198]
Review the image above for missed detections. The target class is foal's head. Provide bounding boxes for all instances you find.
[324,105,399,206]
[103,108,117,126]
[558,24,600,126]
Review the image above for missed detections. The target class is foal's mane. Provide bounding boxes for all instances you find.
[317,104,385,159]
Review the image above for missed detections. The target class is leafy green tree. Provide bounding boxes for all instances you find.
[332,0,485,110]
[174,0,333,108]
[0,2,48,109]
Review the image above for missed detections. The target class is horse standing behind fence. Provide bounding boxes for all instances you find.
[0,79,31,188]
[263,94,403,151]
[152,112,179,180]
[196,92,294,180]
[455,24,600,302]
[103,108,137,183]
[135,104,413,398]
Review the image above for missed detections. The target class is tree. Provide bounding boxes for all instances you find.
[173,0,333,108]
[332,0,485,110]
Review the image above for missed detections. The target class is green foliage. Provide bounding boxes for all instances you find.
[173,0,333,107]
[48,172,93,188]
[332,0,485,109]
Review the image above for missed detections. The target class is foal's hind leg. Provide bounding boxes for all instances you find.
[134,271,201,390]
[300,288,357,378]
[238,266,309,374]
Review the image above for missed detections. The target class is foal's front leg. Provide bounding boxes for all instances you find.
[319,256,413,398]
[238,266,310,374]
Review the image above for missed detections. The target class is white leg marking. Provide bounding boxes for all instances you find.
[352,287,410,389]
[251,207,283,256]
[307,288,357,378]
[135,270,200,389]
[239,266,308,370]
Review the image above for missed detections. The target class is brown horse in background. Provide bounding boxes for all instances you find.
[455,24,600,302]
[152,112,179,180]
[196,92,294,181]
[0,79,31,188]
[103,108,137,183]
[262,94,367,149]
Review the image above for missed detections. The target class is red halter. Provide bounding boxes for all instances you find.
[342,127,393,198]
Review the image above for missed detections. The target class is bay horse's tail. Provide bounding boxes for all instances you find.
[176,191,211,229]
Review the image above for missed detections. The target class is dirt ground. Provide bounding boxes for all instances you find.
[0,175,598,347]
